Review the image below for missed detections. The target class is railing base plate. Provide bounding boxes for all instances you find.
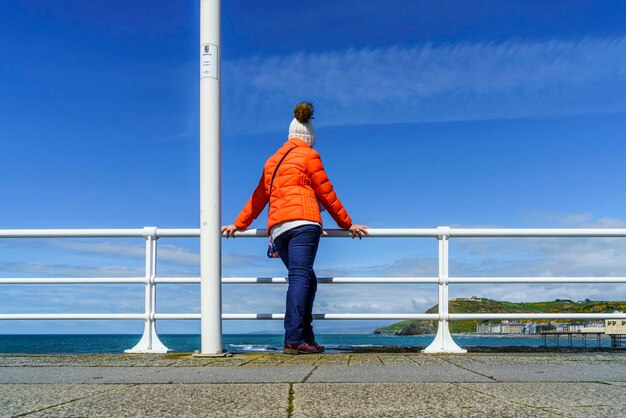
[124,348,173,354]
[422,320,467,354]
[125,323,172,353]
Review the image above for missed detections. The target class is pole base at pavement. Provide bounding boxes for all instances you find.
[192,350,232,358]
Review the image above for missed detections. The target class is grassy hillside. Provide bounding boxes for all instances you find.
[373,298,626,334]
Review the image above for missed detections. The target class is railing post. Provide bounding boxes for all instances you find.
[125,227,171,353]
[423,226,467,353]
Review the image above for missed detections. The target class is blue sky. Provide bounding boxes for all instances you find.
[1,0,626,336]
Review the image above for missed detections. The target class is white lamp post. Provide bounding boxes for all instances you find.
[196,0,227,356]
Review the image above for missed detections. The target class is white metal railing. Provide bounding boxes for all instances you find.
[1,226,626,353]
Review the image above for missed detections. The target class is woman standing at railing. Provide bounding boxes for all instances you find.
[222,102,369,354]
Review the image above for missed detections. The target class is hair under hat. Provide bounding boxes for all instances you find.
[289,102,316,147]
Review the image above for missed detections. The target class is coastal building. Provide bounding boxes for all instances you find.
[565,324,584,332]
[477,323,492,334]
[605,314,626,347]
[477,320,610,335]
[476,323,504,333]
[580,320,605,333]
[605,319,626,334]
[523,322,537,334]
[501,321,524,334]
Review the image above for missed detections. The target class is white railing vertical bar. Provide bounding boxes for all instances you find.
[125,227,171,353]
[424,227,466,353]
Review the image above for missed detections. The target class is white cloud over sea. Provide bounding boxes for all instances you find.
[222,37,626,133]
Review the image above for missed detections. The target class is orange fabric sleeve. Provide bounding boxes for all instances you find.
[234,172,268,230]
[308,150,352,229]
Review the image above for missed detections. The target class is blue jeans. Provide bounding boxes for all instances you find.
[273,225,321,345]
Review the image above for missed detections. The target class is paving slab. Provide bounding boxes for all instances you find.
[0,384,130,418]
[347,355,385,366]
[306,364,492,383]
[0,365,314,384]
[0,384,289,418]
[446,353,626,366]
[378,355,423,366]
[292,382,556,418]
[458,382,626,418]
[450,362,626,382]
[144,365,314,383]
[0,354,248,368]
[0,367,165,384]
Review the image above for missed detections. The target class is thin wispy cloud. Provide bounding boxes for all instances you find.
[0,261,144,278]
[0,285,143,314]
[223,37,626,133]
[52,240,200,266]
[0,239,259,269]
[451,215,626,278]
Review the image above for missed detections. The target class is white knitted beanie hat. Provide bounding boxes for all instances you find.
[288,102,316,147]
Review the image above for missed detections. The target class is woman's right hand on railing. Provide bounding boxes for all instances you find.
[221,224,239,238]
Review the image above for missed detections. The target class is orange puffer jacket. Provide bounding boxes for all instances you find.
[234,138,352,232]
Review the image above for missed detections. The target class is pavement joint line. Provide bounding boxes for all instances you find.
[237,358,254,367]
[440,357,498,381]
[287,383,294,418]
[407,356,424,366]
[594,381,615,386]
[293,355,323,367]
[162,362,177,367]
[300,364,319,383]
[11,383,138,417]
[451,382,570,417]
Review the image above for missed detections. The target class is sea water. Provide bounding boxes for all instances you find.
[0,333,613,354]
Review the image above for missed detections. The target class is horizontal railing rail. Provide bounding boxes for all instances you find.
[4,313,625,321]
[449,313,626,320]
[1,226,624,353]
[4,276,626,285]
[0,314,148,320]
[449,277,626,283]
[0,277,439,284]
[0,278,147,284]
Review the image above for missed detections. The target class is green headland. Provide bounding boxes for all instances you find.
[373,298,626,335]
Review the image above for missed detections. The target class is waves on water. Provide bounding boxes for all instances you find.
[226,344,280,353]
[0,333,612,354]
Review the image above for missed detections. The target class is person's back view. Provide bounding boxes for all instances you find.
[222,102,368,354]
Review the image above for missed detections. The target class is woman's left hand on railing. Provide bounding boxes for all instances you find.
[348,224,370,239]
[221,224,239,238]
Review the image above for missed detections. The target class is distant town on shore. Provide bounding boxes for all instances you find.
[374,298,626,335]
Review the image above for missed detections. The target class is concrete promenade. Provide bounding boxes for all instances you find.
[1,352,626,417]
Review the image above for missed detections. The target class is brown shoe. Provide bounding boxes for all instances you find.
[283,342,317,355]
[309,342,325,353]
